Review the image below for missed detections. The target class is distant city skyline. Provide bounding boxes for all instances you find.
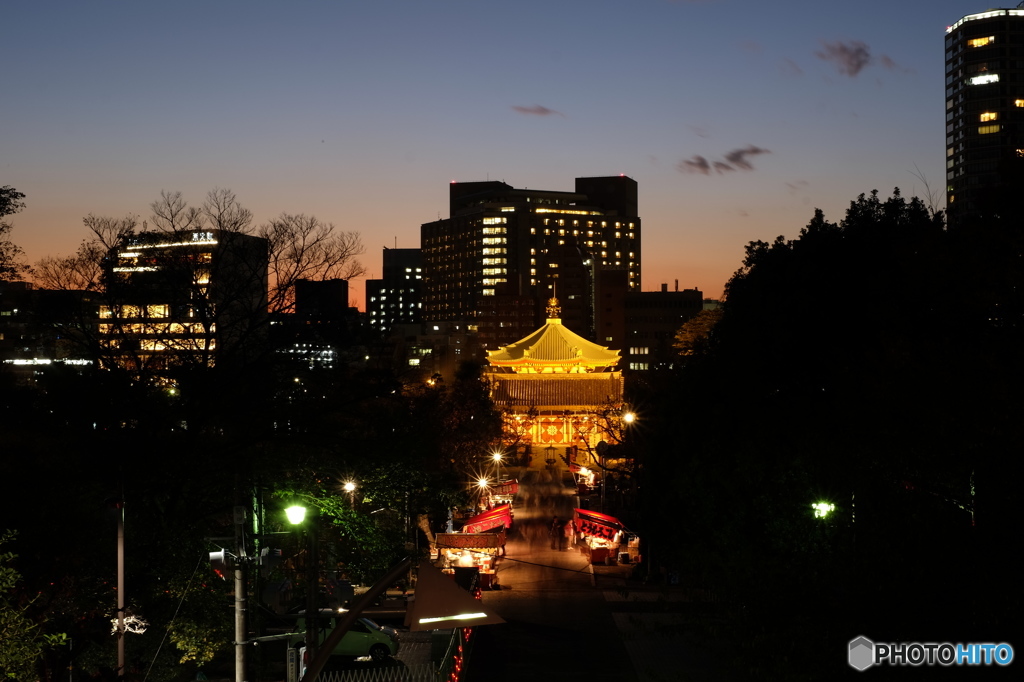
[2,1,981,307]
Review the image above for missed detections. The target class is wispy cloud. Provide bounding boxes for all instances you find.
[780,58,803,77]
[687,124,712,139]
[511,104,564,117]
[679,156,711,174]
[816,40,871,76]
[724,145,770,170]
[678,145,772,175]
[815,39,905,77]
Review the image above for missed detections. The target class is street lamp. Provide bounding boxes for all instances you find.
[812,502,835,519]
[491,452,503,483]
[285,505,307,525]
[342,481,356,509]
[286,505,318,662]
[476,478,490,510]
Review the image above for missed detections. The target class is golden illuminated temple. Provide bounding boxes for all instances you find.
[486,298,624,470]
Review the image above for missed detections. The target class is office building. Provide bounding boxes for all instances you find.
[0,281,97,383]
[623,283,703,371]
[98,229,268,378]
[365,248,423,332]
[421,176,641,350]
[945,7,1024,226]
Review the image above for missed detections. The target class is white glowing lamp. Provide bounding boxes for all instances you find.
[285,505,307,525]
[812,502,835,519]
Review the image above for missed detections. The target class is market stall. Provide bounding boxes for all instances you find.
[435,529,507,589]
[573,508,640,565]
[491,479,519,506]
[461,503,513,534]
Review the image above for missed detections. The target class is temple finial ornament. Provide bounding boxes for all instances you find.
[546,296,561,319]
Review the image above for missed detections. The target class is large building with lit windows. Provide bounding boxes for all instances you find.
[365,247,423,332]
[420,176,641,351]
[98,229,268,378]
[945,7,1024,226]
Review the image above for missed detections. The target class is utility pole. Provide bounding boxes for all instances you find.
[116,500,125,680]
[233,505,248,682]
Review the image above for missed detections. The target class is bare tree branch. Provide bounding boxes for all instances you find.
[202,187,253,233]
[150,190,204,234]
[83,214,139,251]
[257,213,365,313]
[34,240,105,291]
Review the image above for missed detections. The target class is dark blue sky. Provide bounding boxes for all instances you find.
[2,1,980,303]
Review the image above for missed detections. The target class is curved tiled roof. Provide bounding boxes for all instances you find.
[489,372,623,409]
[486,317,620,370]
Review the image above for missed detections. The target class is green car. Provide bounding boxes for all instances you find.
[294,613,400,663]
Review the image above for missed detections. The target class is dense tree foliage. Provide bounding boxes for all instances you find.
[0,186,29,281]
[635,190,1022,678]
[0,350,500,678]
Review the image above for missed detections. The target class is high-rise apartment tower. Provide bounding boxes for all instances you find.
[945,7,1024,226]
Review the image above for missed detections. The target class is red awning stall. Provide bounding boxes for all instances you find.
[491,479,519,504]
[461,503,513,534]
[573,509,640,565]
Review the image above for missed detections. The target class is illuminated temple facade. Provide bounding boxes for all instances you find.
[486,298,624,470]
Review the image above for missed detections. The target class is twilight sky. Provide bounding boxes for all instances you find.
[2,1,980,306]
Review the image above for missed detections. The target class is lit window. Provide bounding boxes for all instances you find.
[1015,100,1024,108]
[1017,149,1024,158]
[978,124,1000,134]
[980,112,998,122]
[967,36,995,48]
[970,74,1000,85]
[482,217,507,225]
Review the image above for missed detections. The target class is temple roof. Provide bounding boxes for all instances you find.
[486,299,621,371]
[489,373,623,409]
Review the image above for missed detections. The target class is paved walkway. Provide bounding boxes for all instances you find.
[465,468,727,682]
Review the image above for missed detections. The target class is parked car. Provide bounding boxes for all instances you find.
[293,612,400,662]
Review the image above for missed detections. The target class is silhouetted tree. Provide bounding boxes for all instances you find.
[0,185,29,280]
[641,189,1021,678]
